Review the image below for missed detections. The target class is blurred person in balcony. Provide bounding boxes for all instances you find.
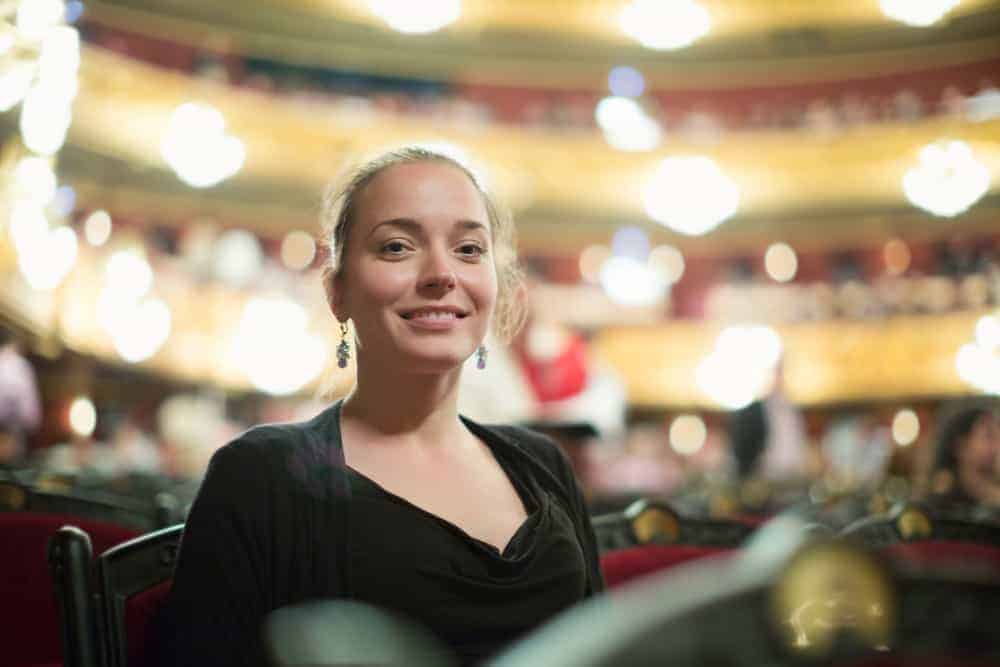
[926,401,1000,513]
[161,147,603,667]
[728,360,809,486]
[0,330,42,469]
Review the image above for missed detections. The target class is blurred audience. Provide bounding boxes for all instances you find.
[0,331,42,468]
[925,401,1000,512]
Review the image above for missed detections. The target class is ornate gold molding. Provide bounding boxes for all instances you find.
[592,310,991,408]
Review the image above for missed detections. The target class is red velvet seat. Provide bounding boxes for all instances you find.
[1,513,137,667]
[600,544,735,588]
[884,540,1000,576]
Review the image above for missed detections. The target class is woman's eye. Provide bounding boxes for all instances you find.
[457,244,484,257]
[381,241,409,254]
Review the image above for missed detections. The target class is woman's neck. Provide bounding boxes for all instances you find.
[341,357,466,444]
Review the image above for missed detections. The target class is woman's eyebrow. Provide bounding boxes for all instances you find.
[367,219,488,239]
[367,218,422,239]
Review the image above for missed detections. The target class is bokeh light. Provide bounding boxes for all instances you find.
[595,96,662,151]
[608,66,645,98]
[883,238,911,276]
[161,102,246,188]
[620,0,711,50]
[669,414,707,455]
[579,244,611,284]
[368,0,461,34]
[902,140,990,217]
[891,408,920,447]
[281,230,317,271]
[879,0,960,27]
[68,396,97,438]
[697,325,783,409]
[643,156,740,236]
[765,243,798,283]
[84,210,113,246]
[648,244,686,285]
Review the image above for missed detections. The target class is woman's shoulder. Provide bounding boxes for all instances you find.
[210,405,344,472]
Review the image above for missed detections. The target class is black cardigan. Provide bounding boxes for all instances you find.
[159,401,604,666]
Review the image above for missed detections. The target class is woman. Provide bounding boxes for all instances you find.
[160,148,604,666]
[926,401,1000,511]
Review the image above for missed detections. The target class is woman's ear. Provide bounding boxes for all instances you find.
[323,266,348,322]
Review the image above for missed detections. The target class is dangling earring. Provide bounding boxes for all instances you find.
[337,321,350,368]
[476,344,488,370]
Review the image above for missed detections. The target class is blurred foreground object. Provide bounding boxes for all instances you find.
[266,600,457,667]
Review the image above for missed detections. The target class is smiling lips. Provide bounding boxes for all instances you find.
[399,307,469,329]
[400,306,468,320]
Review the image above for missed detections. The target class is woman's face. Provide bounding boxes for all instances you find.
[960,412,1000,473]
[331,161,497,373]
[957,412,1000,500]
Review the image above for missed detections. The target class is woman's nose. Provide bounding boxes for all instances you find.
[420,249,456,291]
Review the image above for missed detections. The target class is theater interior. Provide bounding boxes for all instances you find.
[2,1,1000,665]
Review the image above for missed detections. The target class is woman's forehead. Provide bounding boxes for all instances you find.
[357,161,488,220]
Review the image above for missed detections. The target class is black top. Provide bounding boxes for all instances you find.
[347,426,588,665]
[158,401,603,667]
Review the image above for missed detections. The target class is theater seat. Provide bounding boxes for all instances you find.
[593,499,750,588]
[96,524,183,667]
[843,503,1000,579]
[600,544,735,588]
[1,513,137,667]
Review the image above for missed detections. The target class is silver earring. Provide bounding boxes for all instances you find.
[476,345,487,370]
[337,322,350,368]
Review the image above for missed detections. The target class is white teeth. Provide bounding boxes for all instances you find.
[410,311,457,320]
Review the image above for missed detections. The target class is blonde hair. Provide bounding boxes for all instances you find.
[319,146,526,342]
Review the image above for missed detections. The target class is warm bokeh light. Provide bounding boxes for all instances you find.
[975,314,1000,350]
[879,0,960,27]
[20,84,74,155]
[68,396,97,438]
[98,289,173,363]
[368,0,461,34]
[595,96,662,151]
[230,297,328,395]
[281,230,317,271]
[105,250,153,301]
[10,199,78,291]
[620,0,711,50]
[765,242,798,283]
[697,325,782,409]
[883,238,911,276]
[669,414,707,455]
[38,25,80,84]
[902,140,990,217]
[161,102,246,188]
[648,244,685,285]
[955,323,1000,395]
[12,156,57,206]
[643,156,740,236]
[0,62,35,111]
[213,228,262,287]
[891,408,920,447]
[84,210,113,246]
[599,255,669,307]
[579,245,611,284]
[15,0,65,42]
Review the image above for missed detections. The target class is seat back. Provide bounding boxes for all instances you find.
[593,499,752,588]
[0,512,136,667]
[842,503,1000,576]
[48,526,100,667]
[96,524,183,667]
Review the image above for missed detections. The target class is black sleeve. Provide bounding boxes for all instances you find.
[158,440,274,667]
